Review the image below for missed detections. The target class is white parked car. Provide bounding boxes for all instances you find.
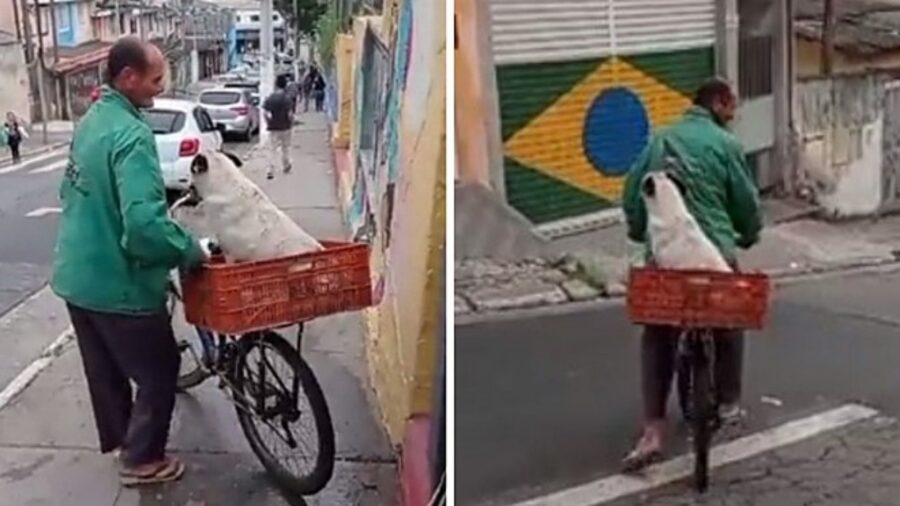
[143,98,223,194]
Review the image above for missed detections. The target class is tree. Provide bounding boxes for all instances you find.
[276,0,326,39]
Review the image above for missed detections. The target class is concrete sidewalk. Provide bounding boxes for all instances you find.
[456,200,900,316]
[0,111,398,505]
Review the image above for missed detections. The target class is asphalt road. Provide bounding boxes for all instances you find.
[456,269,900,505]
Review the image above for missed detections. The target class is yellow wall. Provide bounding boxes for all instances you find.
[333,34,354,149]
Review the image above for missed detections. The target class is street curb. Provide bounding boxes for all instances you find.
[0,142,69,169]
[454,256,900,325]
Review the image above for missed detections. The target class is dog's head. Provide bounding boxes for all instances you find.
[641,171,689,218]
[190,150,244,197]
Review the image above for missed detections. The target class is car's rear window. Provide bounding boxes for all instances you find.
[200,91,242,105]
[143,109,186,134]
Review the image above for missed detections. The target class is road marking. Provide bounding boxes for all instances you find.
[0,147,68,175]
[28,159,68,174]
[507,403,879,506]
[0,327,74,412]
[25,207,61,218]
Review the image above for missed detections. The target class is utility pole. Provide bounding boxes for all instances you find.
[33,0,49,143]
[48,0,59,64]
[293,0,300,81]
[19,0,33,61]
[114,0,121,37]
[822,0,835,75]
[259,0,274,146]
[12,0,21,42]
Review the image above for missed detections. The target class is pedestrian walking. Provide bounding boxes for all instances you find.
[263,74,294,179]
[51,37,211,487]
[4,112,28,163]
[285,75,300,114]
[313,71,326,113]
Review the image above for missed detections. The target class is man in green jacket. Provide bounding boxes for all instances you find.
[621,79,762,471]
[52,37,206,486]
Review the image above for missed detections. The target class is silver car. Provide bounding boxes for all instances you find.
[198,88,260,142]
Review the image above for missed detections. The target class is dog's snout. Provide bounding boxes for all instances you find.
[642,175,656,197]
[190,154,209,175]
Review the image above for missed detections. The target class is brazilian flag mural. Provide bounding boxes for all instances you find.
[498,47,715,224]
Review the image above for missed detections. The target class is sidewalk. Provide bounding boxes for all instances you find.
[0,111,398,505]
[456,197,900,316]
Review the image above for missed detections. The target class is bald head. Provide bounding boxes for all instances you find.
[105,36,166,108]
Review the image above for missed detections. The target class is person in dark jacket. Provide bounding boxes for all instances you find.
[52,37,209,487]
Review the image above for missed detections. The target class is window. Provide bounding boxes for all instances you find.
[143,110,186,134]
[250,14,260,22]
[199,91,241,106]
[119,13,126,34]
[193,108,216,132]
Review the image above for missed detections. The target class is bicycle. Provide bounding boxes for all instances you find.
[165,186,369,496]
[627,267,770,492]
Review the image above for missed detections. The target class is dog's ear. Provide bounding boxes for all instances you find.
[222,151,243,167]
[665,171,687,197]
[190,154,208,174]
[641,173,656,197]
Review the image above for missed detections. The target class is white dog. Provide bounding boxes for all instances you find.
[641,171,731,272]
[183,151,323,262]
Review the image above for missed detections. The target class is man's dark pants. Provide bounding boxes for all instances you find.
[66,303,180,467]
[640,258,744,420]
[641,325,744,419]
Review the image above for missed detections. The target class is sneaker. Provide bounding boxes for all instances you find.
[283,164,292,174]
[266,172,274,180]
[719,403,745,425]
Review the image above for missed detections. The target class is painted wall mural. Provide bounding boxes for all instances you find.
[497,47,715,224]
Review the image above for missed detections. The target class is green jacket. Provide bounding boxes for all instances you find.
[51,87,204,314]
[622,106,762,261]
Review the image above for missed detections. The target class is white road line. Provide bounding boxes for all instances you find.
[25,207,62,218]
[508,403,879,506]
[0,148,68,175]
[0,327,74,411]
[28,159,68,174]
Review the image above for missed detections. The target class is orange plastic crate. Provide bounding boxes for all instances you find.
[182,241,373,335]
[627,268,771,330]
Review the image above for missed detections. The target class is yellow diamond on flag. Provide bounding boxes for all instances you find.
[504,57,692,202]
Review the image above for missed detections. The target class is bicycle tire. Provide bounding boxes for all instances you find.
[232,331,335,495]
[176,336,212,390]
[690,332,714,493]
[676,349,693,423]
[168,288,211,391]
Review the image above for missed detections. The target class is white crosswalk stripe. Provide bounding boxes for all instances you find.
[0,148,69,175]
[28,159,68,174]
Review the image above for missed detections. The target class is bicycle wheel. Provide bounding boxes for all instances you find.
[676,342,693,423]
[232,331,335,495]
[167,280,212,390]
[689,331,716,492]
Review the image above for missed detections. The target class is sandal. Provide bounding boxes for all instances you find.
[621,447,663,474]
[120,457,185,487]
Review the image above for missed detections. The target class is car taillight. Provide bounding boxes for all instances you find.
[231,105,249,115]
[179,138,200,157]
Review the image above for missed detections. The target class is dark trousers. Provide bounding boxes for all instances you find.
[641,325,744,420]
[66,303,180,467]
[9,139,20,162]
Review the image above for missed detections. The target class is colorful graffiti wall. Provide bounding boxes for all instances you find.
[498,47,714,224]
[332,0,444,442]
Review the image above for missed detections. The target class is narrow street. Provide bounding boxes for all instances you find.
[0,110,398,505]
[457,268,900,506]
